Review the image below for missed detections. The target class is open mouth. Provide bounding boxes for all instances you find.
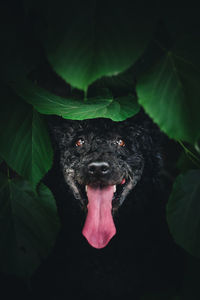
[81,177,127,208]
[81,178,128,249]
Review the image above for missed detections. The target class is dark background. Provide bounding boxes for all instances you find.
[0,0,200,299]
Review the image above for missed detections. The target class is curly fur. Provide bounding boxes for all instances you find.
[50,110,163,208]
[33,111,183,300]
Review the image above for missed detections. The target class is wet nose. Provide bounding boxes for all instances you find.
[88,162,110,175]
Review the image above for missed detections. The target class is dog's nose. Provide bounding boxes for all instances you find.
[88,162,110,175]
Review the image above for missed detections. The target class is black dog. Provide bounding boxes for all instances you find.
[34,111,183,299]
[51,110,162,249]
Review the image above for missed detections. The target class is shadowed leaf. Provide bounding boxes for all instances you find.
[31,0,156,91]
[0,174,60,278]
[0,86,53,188]
[137,36,200,144]
[167,170,200,258]
[12,79,140,121]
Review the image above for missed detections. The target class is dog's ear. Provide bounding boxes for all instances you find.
[123,110,164,150]
[122,111,164,177]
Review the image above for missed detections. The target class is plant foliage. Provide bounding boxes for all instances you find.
[0,86,53,188]
[137,36,200,144]
[0,173,60,277]
[12,79,139,121]
[30,0,156,91]
[167,170,200,259]
[0,0,200,283]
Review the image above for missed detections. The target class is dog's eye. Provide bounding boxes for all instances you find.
[116,139,125,147]
[76,139,85,147]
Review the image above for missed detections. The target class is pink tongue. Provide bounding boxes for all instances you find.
[82,185,116,249]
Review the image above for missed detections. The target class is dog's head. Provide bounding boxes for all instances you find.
[50,112,162,248]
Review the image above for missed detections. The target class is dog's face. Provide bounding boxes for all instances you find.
[52,114,159,249]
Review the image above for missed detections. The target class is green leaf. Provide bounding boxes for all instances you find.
[33,0,156,91]
[137,36,200,144]
[177,152,199,174]
[12,79,140,121]
[177,142,200,172]
[0,86,53,188]
[167,170,200,258]
[0,173,60,278]
[92,71,136,97]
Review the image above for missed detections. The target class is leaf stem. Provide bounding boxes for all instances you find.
[154,39,168,53]
[84,90,87,102]
[7,166,10,180]
[178,140,200,168]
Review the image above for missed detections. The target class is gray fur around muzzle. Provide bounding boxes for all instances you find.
[63,150,144,208]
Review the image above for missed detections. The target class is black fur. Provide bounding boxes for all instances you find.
[50,110,163,207]
[33,111,183,300]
